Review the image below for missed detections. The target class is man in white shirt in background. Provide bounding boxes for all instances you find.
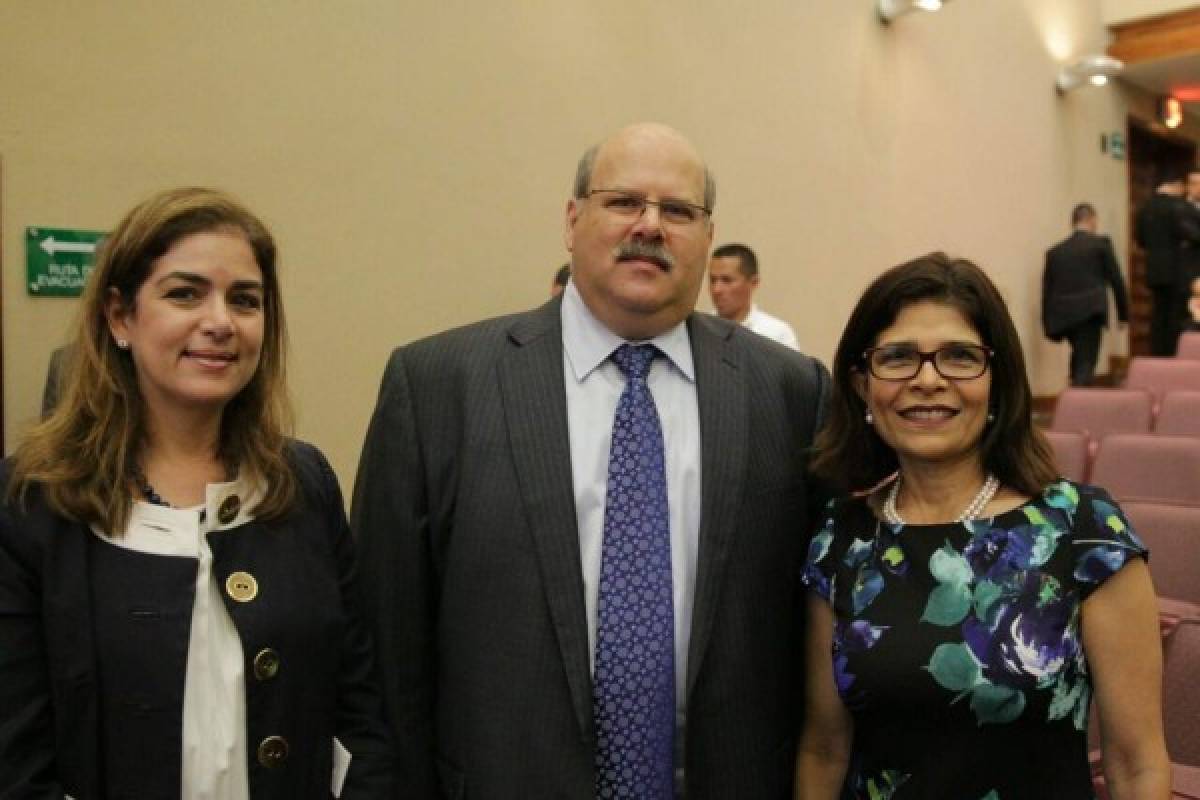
[707,243,798,349]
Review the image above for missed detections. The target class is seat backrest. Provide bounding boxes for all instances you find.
[1163,619,1200,767]
[1124,358,1200,405]
[1051,388,1154,440]
[1121,501,1200,606]
[1177,331,1200,361]
[1155,391,1200,437]
[1042,429,1089,482]
[1091,434,1200,505]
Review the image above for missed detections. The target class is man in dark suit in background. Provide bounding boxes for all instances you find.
[1186,166,1200,217]
[1181,167,1200,299]
[551,262,571,297]
[1134,168,1198,355]
[352,122,829,799]
[1042,203,1130,386]
[40,345,72,417]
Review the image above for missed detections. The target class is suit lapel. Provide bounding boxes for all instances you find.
[497,301,594,739]
[685,315,748,698]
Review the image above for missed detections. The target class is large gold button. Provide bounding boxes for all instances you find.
[225,571,258,603]
[253,647,280,680]
[217,494,241,525]
[257,735,289,767]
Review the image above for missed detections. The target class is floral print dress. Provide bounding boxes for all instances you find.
[801,481,1147,800]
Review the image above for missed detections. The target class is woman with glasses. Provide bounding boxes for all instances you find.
[794,254,1168,799]
[0,188,394,798]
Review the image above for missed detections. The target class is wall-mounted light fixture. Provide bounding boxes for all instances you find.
[1056,55,1124,93]
[878,0,947,24]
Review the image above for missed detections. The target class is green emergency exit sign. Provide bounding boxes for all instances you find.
[26,226,106,297]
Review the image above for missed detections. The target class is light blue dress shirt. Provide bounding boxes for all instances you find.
[559,280,701,720]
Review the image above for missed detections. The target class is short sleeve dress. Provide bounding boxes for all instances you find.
[801,480,1148,800]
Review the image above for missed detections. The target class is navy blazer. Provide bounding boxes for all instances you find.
[0,441,396,799]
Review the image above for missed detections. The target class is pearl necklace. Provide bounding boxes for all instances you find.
[882,473,999,526]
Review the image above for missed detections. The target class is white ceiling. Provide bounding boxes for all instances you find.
[1119,51,1200,97]
[1103,0,1200,27]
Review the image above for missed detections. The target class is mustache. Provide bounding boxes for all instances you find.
[614,239,675,271]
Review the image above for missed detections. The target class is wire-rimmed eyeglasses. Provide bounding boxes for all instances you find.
[585,188,711,227]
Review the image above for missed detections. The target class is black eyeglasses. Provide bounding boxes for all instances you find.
[862,343,993,381]
[585,189,711,227]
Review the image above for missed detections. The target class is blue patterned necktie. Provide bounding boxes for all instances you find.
[593,343,675,799]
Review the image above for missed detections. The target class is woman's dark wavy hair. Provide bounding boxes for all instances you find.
[811,252,1058,496]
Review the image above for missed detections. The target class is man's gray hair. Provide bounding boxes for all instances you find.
[572,143,717,211]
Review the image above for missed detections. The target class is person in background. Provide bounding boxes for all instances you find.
[1,187,395,799]
[708,242,798,349]
[1186,275,1200,331]
[39,345,72,417]
[1041,203,1129,386]
[796,254,1167,799]
[551,262,570,297]
[352,122,829,798]
[1135,167,1198,356]
[1185,166,1200,215]
[1181,167,1200,304]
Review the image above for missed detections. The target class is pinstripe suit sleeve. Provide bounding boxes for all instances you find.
[351,348,438,799]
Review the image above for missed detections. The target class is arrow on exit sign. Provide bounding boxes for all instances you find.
[39,235,98,256]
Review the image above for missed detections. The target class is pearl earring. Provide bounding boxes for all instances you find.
[116,339,129,349]
[865,410,874,425]
[987,410,995,423]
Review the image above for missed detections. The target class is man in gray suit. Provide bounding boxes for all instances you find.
[352,122,829,798]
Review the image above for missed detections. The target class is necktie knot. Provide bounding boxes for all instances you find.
[612,343,658,382]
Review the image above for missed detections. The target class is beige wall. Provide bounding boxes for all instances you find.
[3,1,1196,490]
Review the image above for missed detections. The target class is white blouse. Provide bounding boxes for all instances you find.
[93,478,256,800]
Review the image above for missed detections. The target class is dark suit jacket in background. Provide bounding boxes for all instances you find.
[351,298,830,799]
[1134,192,1197,289]
[1042,230,1130,341]
[40,346,71,418]
[1182,200,1200,285]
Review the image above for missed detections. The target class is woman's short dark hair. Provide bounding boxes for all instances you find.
[811,252,1058,495]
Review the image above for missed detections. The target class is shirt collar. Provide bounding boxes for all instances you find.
[560,279,695,383]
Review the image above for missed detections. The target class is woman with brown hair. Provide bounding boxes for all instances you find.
[795,254,1168,799]
[0,188,394,798]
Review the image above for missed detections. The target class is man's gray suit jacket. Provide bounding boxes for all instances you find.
[351,297,830,799]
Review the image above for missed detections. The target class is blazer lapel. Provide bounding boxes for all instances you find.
[497,301,594,740]
[685,315,748,698]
